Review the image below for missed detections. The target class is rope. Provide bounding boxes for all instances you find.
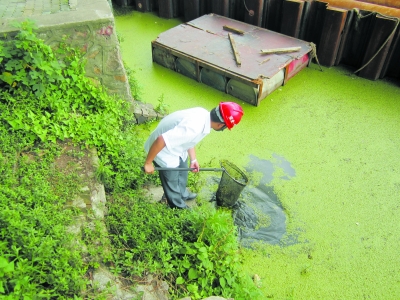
[352,9,400,74]
[353,8,375,32]
[310,42,323,71]
[243,0,250,14]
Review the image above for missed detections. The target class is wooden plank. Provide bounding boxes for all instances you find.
[223,25,245,35]
[260,46,301,54]
[281,0,305,38]
[228,33,241,66]
[318,7,348,67]
[258,57,271,65]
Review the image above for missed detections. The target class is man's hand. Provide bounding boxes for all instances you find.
[144,163,155,174]
[144,136,166,174]
[190,160,200,172]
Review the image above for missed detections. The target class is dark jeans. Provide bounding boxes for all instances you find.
[154,157,190,209]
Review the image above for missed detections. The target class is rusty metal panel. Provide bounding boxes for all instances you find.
[135,0,151,12]
[335,8,355,65]
[261,0,269,28]
[298,0,312,40]
[340,10,375,68]
[114,0,134,7]
[264,0,284,31]
[176,58,198,80]
[200,0,211,16]
[152,0,159,11]
[243,0,265,27]
[174,0,182,17]
[152,47,176,70]
[184,0,200,21]
[284,53,310,83]
[381,27,400,78]
[318,7,347,67]
[232,0,245,22]
[229,0,238,20]
[304,0,327,45]
[200,68,228,92]
[210,0,230,17]
[158,0,174,19]
[359,14,398,80]
[152,14,312,106]
[281,0,304,38]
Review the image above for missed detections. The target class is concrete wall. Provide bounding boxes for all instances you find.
[0,0,161,123]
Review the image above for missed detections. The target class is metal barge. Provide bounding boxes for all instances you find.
[151,14,312,106]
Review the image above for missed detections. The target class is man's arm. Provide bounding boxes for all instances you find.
[144,135,166,174]
[188,148,199,172]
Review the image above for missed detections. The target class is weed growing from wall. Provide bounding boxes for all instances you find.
[124,62,143,101]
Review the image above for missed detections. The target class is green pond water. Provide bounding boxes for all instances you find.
[114,10,400,299]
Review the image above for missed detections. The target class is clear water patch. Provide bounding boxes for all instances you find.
[202,154,297,248]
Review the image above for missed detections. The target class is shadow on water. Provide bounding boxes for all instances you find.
[202,154,298,248]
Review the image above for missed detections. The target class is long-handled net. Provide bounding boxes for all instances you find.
[216,160,248,207]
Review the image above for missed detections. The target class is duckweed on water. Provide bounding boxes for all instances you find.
[116,10,400,299]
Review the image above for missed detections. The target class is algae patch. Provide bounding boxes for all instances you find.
[116,11,400,299]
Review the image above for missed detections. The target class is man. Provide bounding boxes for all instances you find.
[143,102,243,209]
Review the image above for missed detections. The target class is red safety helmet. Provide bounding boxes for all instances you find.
[219,102,243,130]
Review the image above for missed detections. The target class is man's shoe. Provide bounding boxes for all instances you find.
[186,192,197,201]
[159,194,167,204]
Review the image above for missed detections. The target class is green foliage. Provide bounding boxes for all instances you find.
[154,93,170,115]
[0,20,149,192]
[0,20,147,298]
[105,192,262,299]
[124,62,142,101]
[0,127,87,298]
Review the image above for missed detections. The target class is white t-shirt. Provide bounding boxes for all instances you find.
[144,107,211,168]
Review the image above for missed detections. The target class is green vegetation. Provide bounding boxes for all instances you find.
[0,130,86,298]
[106,194,261,299]
[0,20,261,299]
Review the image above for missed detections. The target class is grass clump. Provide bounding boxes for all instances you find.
[106,192,262,299]
[0,129,86,298]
